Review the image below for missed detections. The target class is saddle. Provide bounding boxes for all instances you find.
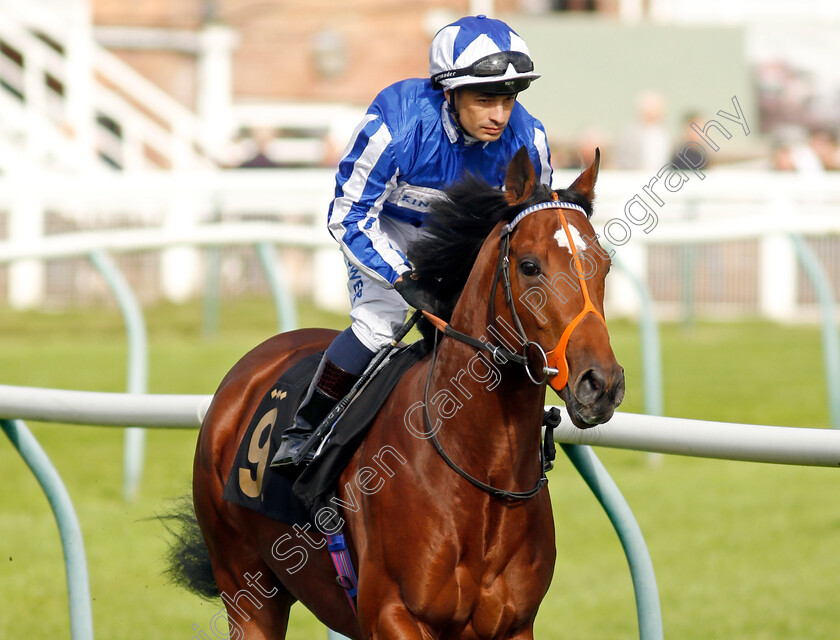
[222,339,430,527]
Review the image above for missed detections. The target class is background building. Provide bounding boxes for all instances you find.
[1,0,838,317]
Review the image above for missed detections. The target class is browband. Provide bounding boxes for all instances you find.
[502,201,587,236]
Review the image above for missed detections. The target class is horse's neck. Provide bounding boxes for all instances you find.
[427,244,547,488]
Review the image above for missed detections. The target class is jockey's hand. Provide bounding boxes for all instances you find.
[394,271,440,315]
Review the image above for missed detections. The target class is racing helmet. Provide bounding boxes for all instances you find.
[429,15,540,94]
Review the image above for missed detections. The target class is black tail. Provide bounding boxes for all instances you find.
[157,496,219,600]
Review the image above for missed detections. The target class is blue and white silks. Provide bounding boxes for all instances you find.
[327,78,553,288]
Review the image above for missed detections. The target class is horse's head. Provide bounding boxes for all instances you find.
[407,147,624,428]
[502,147,624,428]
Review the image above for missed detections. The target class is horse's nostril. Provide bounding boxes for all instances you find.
[577,368,606,404]
[612,368,626,405]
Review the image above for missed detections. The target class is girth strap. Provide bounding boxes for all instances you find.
[326,533,358,617]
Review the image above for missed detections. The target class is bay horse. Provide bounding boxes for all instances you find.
[169,147,624,640]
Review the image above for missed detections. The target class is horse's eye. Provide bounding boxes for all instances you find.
[520,260,541,277]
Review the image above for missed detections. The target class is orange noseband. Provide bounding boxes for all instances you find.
[420,197,609,393]
[543,209,608,392]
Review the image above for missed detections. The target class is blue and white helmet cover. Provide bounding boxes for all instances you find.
[429,15,541,91]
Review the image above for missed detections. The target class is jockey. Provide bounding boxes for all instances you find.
[273,14,552,467]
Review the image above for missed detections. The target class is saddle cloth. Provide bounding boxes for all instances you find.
[222,339,429,526]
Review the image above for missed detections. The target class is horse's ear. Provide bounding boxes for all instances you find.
[568,147,600,204]
[505,146,536,206]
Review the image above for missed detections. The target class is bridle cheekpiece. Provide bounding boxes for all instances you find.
[423,197,607,392]
[419,195,608,500]
[495,197,607,392]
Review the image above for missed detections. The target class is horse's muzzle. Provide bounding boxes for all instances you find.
[562,365,625,429]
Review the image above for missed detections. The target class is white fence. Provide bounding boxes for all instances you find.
[0,0,218,172]
[1,168,840,319]
[0,0,369,174]
[3,384,839,466]
[0,169,342,308]
[3,382,839,640]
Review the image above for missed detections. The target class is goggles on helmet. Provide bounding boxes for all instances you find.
[468,77,532,95]
[431,51,534,87]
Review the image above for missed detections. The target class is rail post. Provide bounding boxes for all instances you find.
[89,250,149,500]
[789,234,840,429]
[561,443,664,640]
[256,242,298,333]
[1,418,94,640]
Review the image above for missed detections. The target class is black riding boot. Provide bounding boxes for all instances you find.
[271,355,359,467]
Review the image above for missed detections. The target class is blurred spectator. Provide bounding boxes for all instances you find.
[616,90,671,170]
[238,127,284,169]
[809,128,840,171]
[574,128,610,168]
[672,111,714,172]
[771,141,797,172]
[771,125,823,173]
[755,60,837,136]
[548,140,574,171]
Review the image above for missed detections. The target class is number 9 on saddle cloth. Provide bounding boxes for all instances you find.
[222,341,429,528]
[223,333,560,530]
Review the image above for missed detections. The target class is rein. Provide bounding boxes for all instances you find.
[419,196,607,501]
[423,328,548,501]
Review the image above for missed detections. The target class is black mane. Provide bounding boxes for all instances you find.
[406,174,592,341]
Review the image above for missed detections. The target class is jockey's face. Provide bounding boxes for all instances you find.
[448,89,517,142]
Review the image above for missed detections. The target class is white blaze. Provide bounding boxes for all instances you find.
[554,225,588,253]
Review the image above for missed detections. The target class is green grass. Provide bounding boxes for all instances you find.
[1,300,838,639]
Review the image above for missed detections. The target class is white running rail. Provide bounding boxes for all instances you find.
[1,383,839,467]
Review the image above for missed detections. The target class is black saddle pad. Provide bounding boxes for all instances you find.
[222,339,429,527]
